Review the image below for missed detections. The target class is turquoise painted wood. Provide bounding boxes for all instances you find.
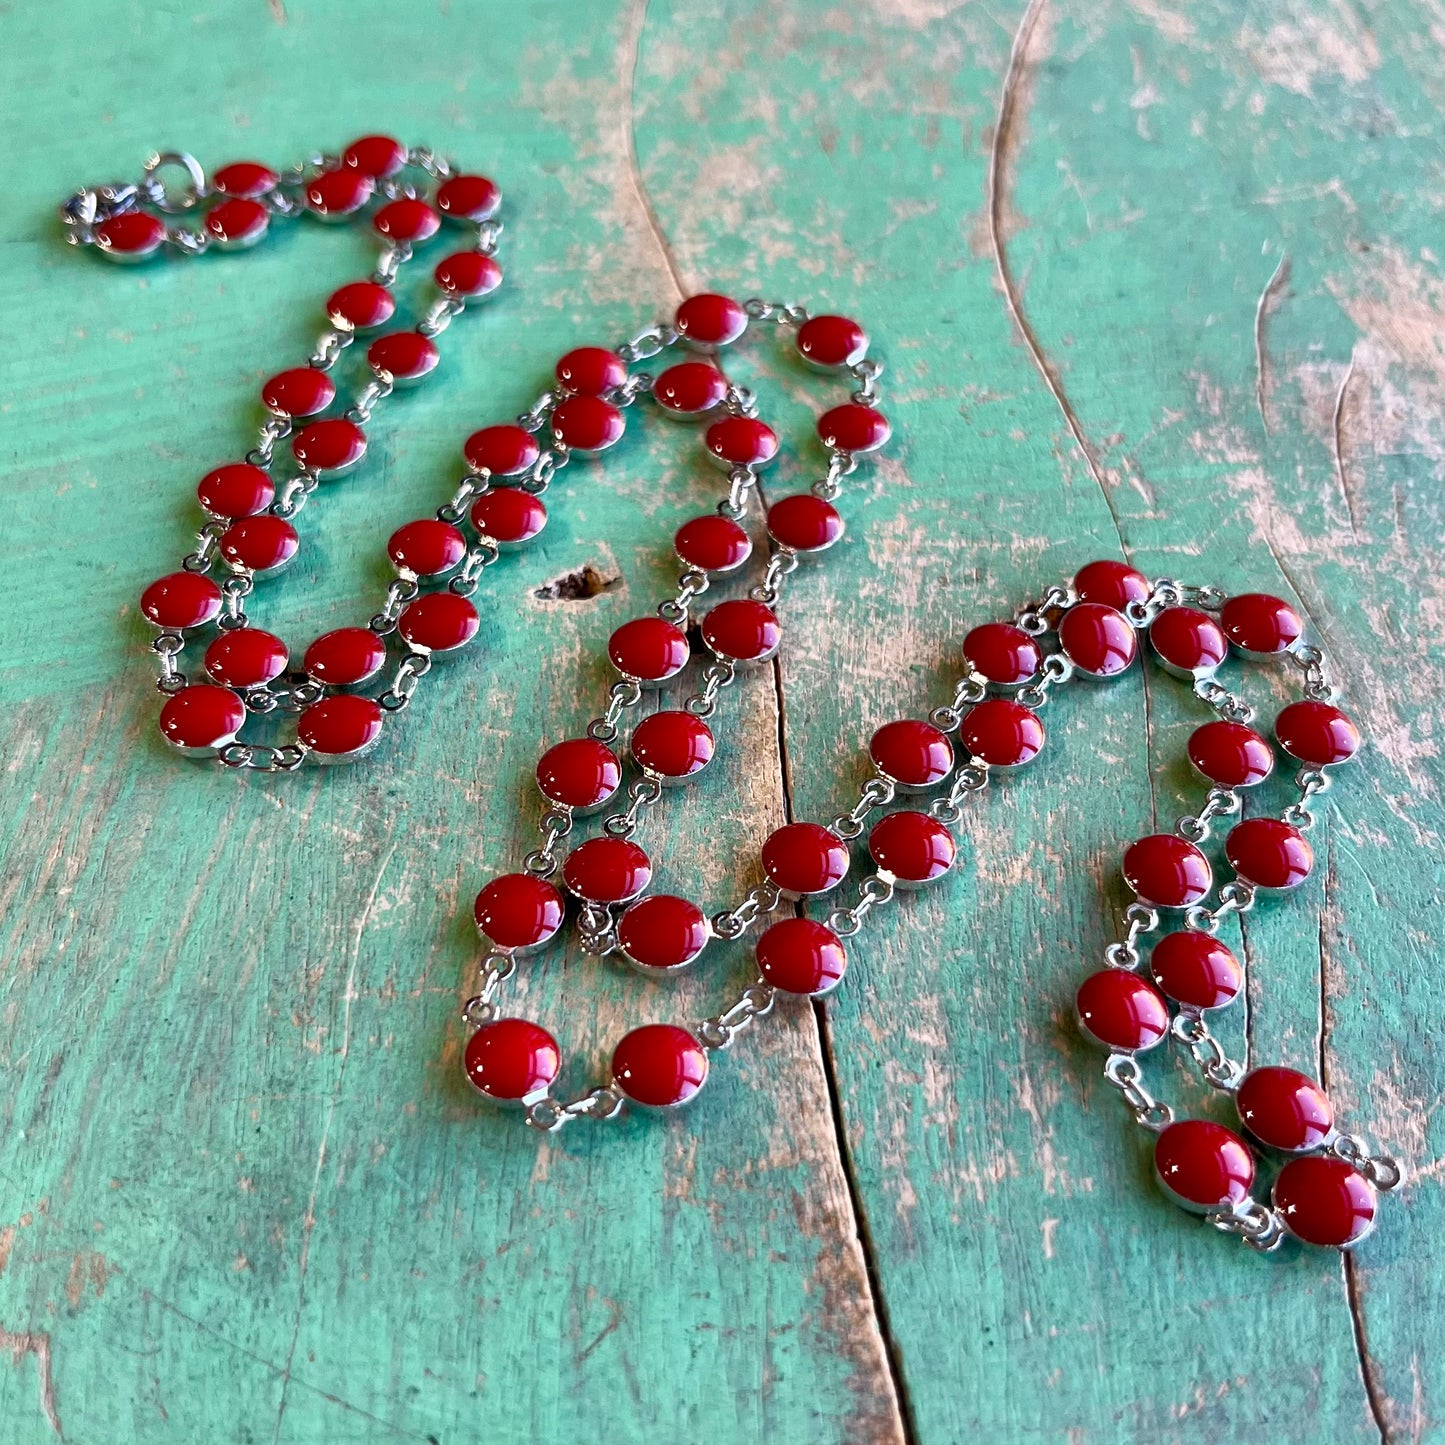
[1,0,1441,1440]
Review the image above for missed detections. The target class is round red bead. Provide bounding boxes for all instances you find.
[631,711,714,781]
[211,162,279,199]
[1075,969,1169,1052]
[387,519,466,577]
[608,617,690,681]
[674,514,751,573]
[94,212,166,259]
[204,197,269,249]
[1220,593,1303,656]
[372,198,440,244]
[962,622,1042,687]
[868,811,956,885]
[1275,701,1361,767]
[473,873,565,951]
[1150,606,1227,677]
[204,628,288,689]
[292,418,367,474]
[1074,559,1151,611]
[470,488,547,545]
[140,572,222,630]
[397,592,479,653]
[1274,1156,1376,1247]
[705,416,779,469]
[1188,721,1274,788]
[197,463,273,519]
[1154,1120,1256,1211]
[653,362,727,417]
[960,699,1045,770]
[535,738,622,810]
[1225,818,1313,890]
[435,174,501,222]
[297,695,384,759]
[219,515,298,574]
[342,134,406,178]
[1060,603,1138,679]
[464,1018,560,1102]
[304,627,387,686]
[767,495,844,553]
[817,403,890,454]
[1236,1067,1333,1152]
[701,599,781,663]
[796,314,868,369]
[464,425,539,477]
[368,331,439,383]
[611,1025,709,1107]
[675,293,747,349]
[555,347,627,396]
[762,823,850,896]
[562,837,652,904]
[433,251,502,298]
[756,917,848,996]
[304,168,373,219]
[1149,931,1242,1010]
[552,395,625,453]
[261,367,335,418]
[617,895,709,972]
[158,685,245,755]
[327,280,395,332]
[1122,833,1213,908]
[869,719,954,790]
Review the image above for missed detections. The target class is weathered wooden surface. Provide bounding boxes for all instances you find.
[2,0,1442,1440]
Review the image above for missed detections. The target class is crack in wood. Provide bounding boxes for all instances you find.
[1333,350,1364,541]
[1254,252,1290,431]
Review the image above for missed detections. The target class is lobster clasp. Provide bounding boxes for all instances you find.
[58,181,141,239]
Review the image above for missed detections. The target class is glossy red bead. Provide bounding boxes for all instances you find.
[1073,559,1151,611]
[552,395,625,453]
[653,361,727,416]
[611,1025,709,1107]
[464,425,539,477]
[1224,818,1313,890]
[1275,701,1361,767]
[562,837,652,904]
[1220,593,1303,656]
[292,418,367,474]
[140,572,222,630]
[755,917,848,996]
[94,212,166,260]
[367,331,439,383]
[535,737,622,810]
[470,488,547,545]
[1060,602,1138,679]
[674,514,751,573]
[387,519,466,577]
[473,873,565,951]
[1122,833,1212,909]
[1150,606,1227,677]
[1187,720,1274,788]
[1236,1067,1333,1152]
[869,719,954,789]
[607,617,690,681]
[767,494,844,553]
[342,134,406,178]
[464,1018,560,1102]
[631,711,715,781]
[197,463,273,518]
[796,314,868,369]
[304,167,373,219]
[962,622,1042,687]
[1153,1120,1256,1211]
[327,280,396,332]
[817,403,890,454]
[433,251,502,298]
[397,592,479,653]
[705,416,779,469]
[617,895,709,972]
[868,811,956,885]
[211,161,279,199]
[158,685,246,755]
[1075,969,1169,1052]
[674,292,747,348]
[960,698,1045,769]
[555,347,627,396]
[701,599,781,663]
[762,823,850,896]
[204,628,289,689]
[297,694,384,759]
[219,515,299,574]
[1274,1156,1376,1247]
[435,174,501,222]
[372,198,440,244]
[1149,932,1242,1010]
[204,197,269,249]
[303,627,388,686]
[261,367,335,418]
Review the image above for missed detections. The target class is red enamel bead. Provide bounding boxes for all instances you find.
[869,719,954,790]
[327,280,396,332]
[158,685,246,755]
[1149,931,1242,1010]
[1073,559,1151,611]
[1150,606,1227,677]
[1188,720,1274,788]
[292,418,367,474]
[675,292,747,349]
[464,425,539,477]
[387,519,466,577]
[611,1025,709,1107]
[1275,701,1361,767]
[766,494,844,553]
[552,395,625,453]
[262,367,335,418]
[962,622,1042,687]
[674,514,751,573]
[1075,969,1169,1052]
[464,1018,560,1102]
[562,837,652,904]
[617,895,709,972]
[960,698,1045,769]
[435,174,501,222]
[705,416,779,469]
[219,515,299,574]
[94,212,166,260]
[868,811,956,885]
[342,134,406,179]
[817,403,890,454]
[397,592,479,653]
[433,251,502,298]
[303,627,388,686]
[608,617,690,681]
[762,823,850,896]
[197,463,273,518]
[756,917,848,996]
[473,873,565,951]
[653,361,727,417]
[796,314,868,369]
[372,198,440,244]
[470,488,547,546]
[212,162,279,199]
[1154,1120,1256,1211]
[1236,1067,1334,1152]
[1059,603,1138,679]
[368,331,439,384]
[535,737,622,810]
[701,599,781,663]
[1220,593,1303,656]
[631,711,715,781]
[140,572,222,630]
[1274,1156,1376,1247]
[1122,833,1213,908]
[204,628,289,689]
[1224,818,1313,890]
[304,167,373,219]
[555,347,627,396]
[297,695,384,759]
[204,197,269,249]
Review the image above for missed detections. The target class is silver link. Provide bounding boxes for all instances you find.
[1184,881,1256,935]
[684,659,737,719]
[449,540,500,597]
[1291,644,1337,702]
[378,651,434,712]
[1193,675,1256,725]
[1176,786,1241,843]
[1330,1133,1404,1191]
[929,762,990,825]
[1282,767,1332,830]
[658,567,709,625]
[811,450,857,502]
[524,1084,625,1134]
[246,416,293,469]
[270,471,319,520]
[523,807,574,878]
[1170,1012,1244,1090]
[696,982,777,1051]
[616,321,678,364]
[832,776,896,840]
[460,951,517,1028]
[602,776,663,838]
[308,329,353,371]
[929,674,988,732]
[216,742,309,773]
[347,373,395,423]
[711,882,782,941]
[750,548,798,606]
[1015,583,1074,636]
[719,465,757,519]
[370,576,420,635]
[587,679,643,743]
[151,632,186,694]
[1102,1052,1174,1131]
[1206,1199,1286,1252]
[827,873,896,939]
[1104,902,1160,968]
[437,473,486,523]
